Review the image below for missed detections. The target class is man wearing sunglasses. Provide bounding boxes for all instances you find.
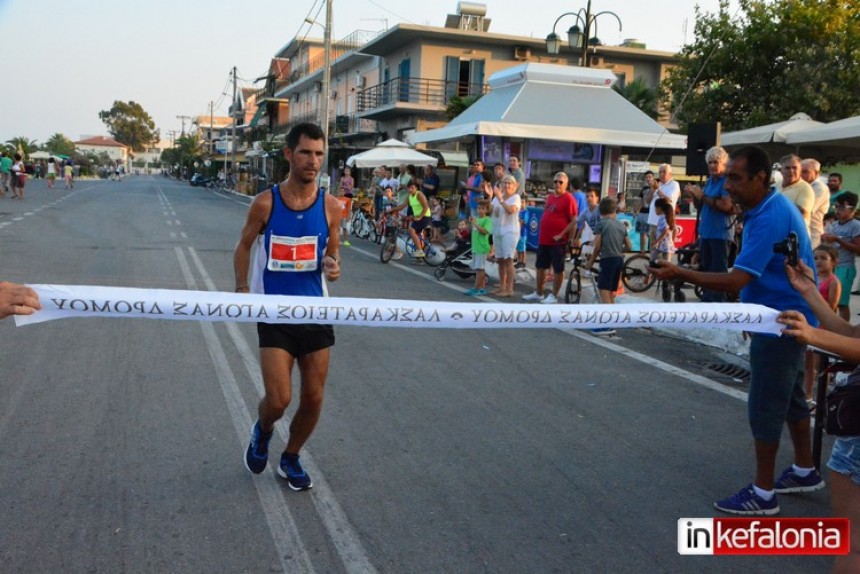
[523,172,577,304]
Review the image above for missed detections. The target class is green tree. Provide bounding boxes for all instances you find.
[161,134,206,178]
[614,77,658,119]
[661,0,860,131]
[445,95,481,120]
[44,133,77,156]
[5,136,39,156]
[98,100,160,152]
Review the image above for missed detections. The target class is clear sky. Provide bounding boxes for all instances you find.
[0,0,728,145]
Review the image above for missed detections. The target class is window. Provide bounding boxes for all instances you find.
[444,57,485,100]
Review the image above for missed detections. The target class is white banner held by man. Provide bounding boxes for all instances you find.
[14,284,784,335]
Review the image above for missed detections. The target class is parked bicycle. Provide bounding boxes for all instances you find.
[564,242,600,304]
[350,204,377,242]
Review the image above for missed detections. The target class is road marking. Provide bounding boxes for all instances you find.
[175,247,317,574]
[186,246,379,574]
[348,243,748,403]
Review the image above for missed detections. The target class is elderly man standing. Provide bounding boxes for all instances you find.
[684,147,734,302]
[800,158,830,248]
[779,154,814,233]
[647,164,681,249]
[522,172,578,304]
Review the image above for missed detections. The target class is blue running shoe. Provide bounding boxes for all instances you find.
[774,466,825,493]
[244,421,273,474]
[714,484,780,515]
[278,452,313,491]
[463,288,478,296]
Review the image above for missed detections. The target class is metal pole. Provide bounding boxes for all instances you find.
[231,66,237,178]
[583,0,592,67]
[209,101,215,156]
[320,0,333,187]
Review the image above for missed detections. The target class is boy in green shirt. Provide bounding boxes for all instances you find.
[465,201,493,296]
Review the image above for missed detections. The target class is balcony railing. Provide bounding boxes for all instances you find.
[357,77,487,113]
[288,29,383,85]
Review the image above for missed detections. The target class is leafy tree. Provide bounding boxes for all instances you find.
[98,100,159,152]
[446,95,481,120]
[660,0,860,131]
[614,77,658,119]
[44,133,77,156]
[5,136,39,156]
[161,134,206,178]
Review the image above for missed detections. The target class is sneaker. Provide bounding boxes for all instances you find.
[475,289,488,295]
[591,328,616,336]
[464,288,478,296]
[343,240,351,246]
[278,452,313,491]
[774,466,825,494]
[413,249,425,258]
[523,291,542,301]
[540,293,558,304]
[515,261,526,269]
[244,421,273,475]
[392,252,404,261]
[714,484,780,515]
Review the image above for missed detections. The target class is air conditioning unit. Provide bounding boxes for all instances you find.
[253,141,262,151]
[355,75,366,88]
[513,46,531,61]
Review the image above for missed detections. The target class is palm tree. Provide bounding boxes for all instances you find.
[5,136,39,157]
[44,133,77,156]
[614,77,658,120]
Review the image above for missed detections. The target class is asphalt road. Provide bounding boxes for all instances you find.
[0,176,834,573]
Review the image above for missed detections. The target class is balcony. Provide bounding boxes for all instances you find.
[357,77,488,120]
[288,29,382,85]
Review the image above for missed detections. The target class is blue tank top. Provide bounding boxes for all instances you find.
[259,184,329,297]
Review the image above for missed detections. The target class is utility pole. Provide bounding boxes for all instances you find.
[176,115,191,136]
[209,101,215,155]
[167,130,178,147]
[231,66,237,179]
[320,0,333,189]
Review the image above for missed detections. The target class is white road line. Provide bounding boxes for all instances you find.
[175,247,317,574]
[348,243,748,403]
[174,219,181,225]
[180,232,188,239]
[166,220,173,226]
[170,232,177,239]
[186,246,379,574]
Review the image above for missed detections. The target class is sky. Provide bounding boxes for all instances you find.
[0,0,731,146]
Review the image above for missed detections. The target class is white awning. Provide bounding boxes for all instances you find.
[785,114,860,147]
[721,113,824,146]
[409,63,685,150]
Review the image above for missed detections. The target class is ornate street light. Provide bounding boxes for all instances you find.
[545,0,622,67]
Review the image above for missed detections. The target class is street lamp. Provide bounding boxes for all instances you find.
[545,0,622,67]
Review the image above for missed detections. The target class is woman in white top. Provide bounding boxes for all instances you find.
[489,174,521,297]
[46,157,56,189]
[10,154,25,200]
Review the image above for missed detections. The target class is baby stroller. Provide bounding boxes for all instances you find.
[433,236,475,281]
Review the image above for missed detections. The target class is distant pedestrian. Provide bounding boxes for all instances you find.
[636,171,656,254]
[46,157,57,189]
[464,200,492,296]
[0,151,11,198]
[63,162,74,189]
[10,154,25,199]
[822,192,860,322]
[586,196,631,335]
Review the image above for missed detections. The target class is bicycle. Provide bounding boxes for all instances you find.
[379,218,445,266]
[350,204,376,241]
[564,243,600,304]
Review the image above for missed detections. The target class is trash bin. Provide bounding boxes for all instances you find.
[525,206,543,251]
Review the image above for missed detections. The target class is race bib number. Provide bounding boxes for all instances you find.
[268,234,318,271]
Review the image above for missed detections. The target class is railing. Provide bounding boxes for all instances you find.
[288,29,383,84]
[357,77,487,113]
[277,113,376,137]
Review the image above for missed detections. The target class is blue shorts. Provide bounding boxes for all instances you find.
[748,334,808,442]
[597,256,624,291]
[828,436,860,485]
[835,265,855,307]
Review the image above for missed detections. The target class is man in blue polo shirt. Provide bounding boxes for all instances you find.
[651,146,822,516]
[685,146,735,302]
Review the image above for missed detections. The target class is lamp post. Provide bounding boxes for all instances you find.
[545,0,622,67]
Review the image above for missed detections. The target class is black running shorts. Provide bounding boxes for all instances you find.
[257,323,335,357]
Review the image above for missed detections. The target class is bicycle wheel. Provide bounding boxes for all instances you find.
[424,244,446,266]
[564,268,582,304]
[380,236,396,263]
[368,225,379,243]
[433,265,447,281]
[351,217,365,238]
[622,254,656,293]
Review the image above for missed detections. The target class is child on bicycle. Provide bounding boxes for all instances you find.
[586,196,631,317]
[465,201,492,296]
